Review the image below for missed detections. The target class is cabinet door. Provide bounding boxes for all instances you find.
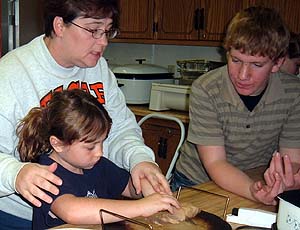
[137,116,183,175]
[248,0,300,33]
[199,0,246,41]
[155,0,200,40]
[117,0,154,39]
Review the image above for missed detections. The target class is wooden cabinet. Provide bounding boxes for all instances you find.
[155,0,246,42]
[115,0,247,46]
[136,115,188,175]
[248,0,300,33]
[154,0,200,41]
[115,0,300,46]
[117,0,154,39]
[198,0,247,41]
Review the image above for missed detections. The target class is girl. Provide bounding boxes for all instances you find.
[17,89,179,229]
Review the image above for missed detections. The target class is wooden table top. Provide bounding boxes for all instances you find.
[128,105,190,123]
[52,166,277,230]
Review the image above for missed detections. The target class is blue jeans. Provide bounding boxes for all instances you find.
[0,210,32,230]
[170,169,197,192]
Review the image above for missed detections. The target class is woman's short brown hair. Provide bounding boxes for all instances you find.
[44,0,119,37]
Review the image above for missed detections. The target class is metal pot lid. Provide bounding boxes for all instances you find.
[112,63,169,75]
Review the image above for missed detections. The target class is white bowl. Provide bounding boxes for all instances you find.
[277,190,300,230]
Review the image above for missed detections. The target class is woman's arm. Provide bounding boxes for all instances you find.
[122,177,157,199]
[15,162,62,207]
[102,65,171,195]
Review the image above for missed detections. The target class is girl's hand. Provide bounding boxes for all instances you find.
[138,193,180,217]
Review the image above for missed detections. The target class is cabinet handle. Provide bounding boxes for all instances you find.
[158,137,167,159]
[153,22,158,33]
[194,8,201,30]
[194,8,205,31]
[199,8,205,30]
[135,58,146,64]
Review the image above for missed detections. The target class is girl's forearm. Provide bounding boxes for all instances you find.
[52,195,145,225]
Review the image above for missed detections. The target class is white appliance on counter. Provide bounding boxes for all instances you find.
[113,63,174,104]
[149,83,191,111]
[149,59,225,111]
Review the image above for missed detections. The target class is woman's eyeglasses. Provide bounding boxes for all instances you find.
[70,21,119,39]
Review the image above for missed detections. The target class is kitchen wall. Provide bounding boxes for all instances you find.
[104,43,227,77]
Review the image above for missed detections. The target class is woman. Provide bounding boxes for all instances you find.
[0,1,170,229]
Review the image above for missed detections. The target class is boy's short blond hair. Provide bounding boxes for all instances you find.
[223,6,290,61]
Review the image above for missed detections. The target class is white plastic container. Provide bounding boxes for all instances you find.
[149,83,191,111]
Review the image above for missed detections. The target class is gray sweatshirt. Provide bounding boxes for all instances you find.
[0,35,154,220]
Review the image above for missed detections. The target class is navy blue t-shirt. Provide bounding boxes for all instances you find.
[33,155,130,230]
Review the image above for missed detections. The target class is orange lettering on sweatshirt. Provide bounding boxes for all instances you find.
[89,82,105,104]
[39,81,105,107]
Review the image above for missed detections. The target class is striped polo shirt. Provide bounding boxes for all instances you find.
[176,65,300,184]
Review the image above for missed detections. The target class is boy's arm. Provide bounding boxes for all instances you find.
[198,145,280,205]
[197,145,258,200]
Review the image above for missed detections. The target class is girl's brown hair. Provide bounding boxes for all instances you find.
[17,89,112,162]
